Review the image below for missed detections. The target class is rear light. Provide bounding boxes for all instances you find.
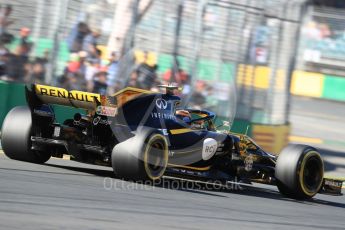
[53,126,61,138]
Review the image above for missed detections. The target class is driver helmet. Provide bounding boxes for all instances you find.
[175,110,191,123]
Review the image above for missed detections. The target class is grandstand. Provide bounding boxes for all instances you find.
[297,0,345,76]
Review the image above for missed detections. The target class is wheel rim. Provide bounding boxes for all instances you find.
[299,151,324,196]
[144,135,168,180]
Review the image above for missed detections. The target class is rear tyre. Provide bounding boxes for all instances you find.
[112,128,168,182]
[1,106,51,163]
[275,144,324,199]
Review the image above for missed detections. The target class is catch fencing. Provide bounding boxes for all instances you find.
[1,0,308,126]
[131,0,307,125]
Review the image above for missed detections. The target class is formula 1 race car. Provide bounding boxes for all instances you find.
[1,84,343,199]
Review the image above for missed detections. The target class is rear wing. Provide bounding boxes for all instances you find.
[26,84,153,111]
[33,84,101,110]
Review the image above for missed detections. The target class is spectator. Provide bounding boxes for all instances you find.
[67,53,81,74]
[87,45,102,65]
[32,60,47,83]
[131,52,158,90]
[163,67,189,85]
[68,22,89,53]
[0,5,14,44]
[302,21,322,40]
[22,61,32,83]
[189,80,208,109]
[93,67,108,95]
[0,42,9,76]
[82,28,101,55]
[17,27,33,60]
[2,27,33,81]
[107,51,119,94]
[4,47,27,82]
[60,53,87,91]
[163,64,191,97]
[85,59,100,92]
[319,23,331,38]
[78,51,88,77]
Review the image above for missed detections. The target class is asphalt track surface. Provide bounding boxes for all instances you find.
[0,96,345,229]
[290,96,345,152]
[0,153,344,230]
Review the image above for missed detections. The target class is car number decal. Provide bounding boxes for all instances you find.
[202,138,218,160]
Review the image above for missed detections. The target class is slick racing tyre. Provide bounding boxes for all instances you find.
[1,106,51,163]
[275,144,324,199]
[112,127,168,182]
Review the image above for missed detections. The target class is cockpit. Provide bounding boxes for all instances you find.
[175,109,216,131]
[158,85,217,131]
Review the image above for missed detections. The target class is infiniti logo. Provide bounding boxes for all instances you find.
[93,116,101,125]
[156,98,168,110]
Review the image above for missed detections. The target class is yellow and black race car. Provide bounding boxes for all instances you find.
[1,84,343,199]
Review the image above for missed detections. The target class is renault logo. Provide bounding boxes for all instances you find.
[156,98,168,109]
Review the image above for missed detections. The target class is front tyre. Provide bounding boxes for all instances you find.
[1,106,51,163]
[275,144,324,199]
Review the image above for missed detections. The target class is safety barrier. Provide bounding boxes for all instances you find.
[290,71,345,102]
[0,81,27,128]
[236,65,345,102]
[252,124,290,154]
